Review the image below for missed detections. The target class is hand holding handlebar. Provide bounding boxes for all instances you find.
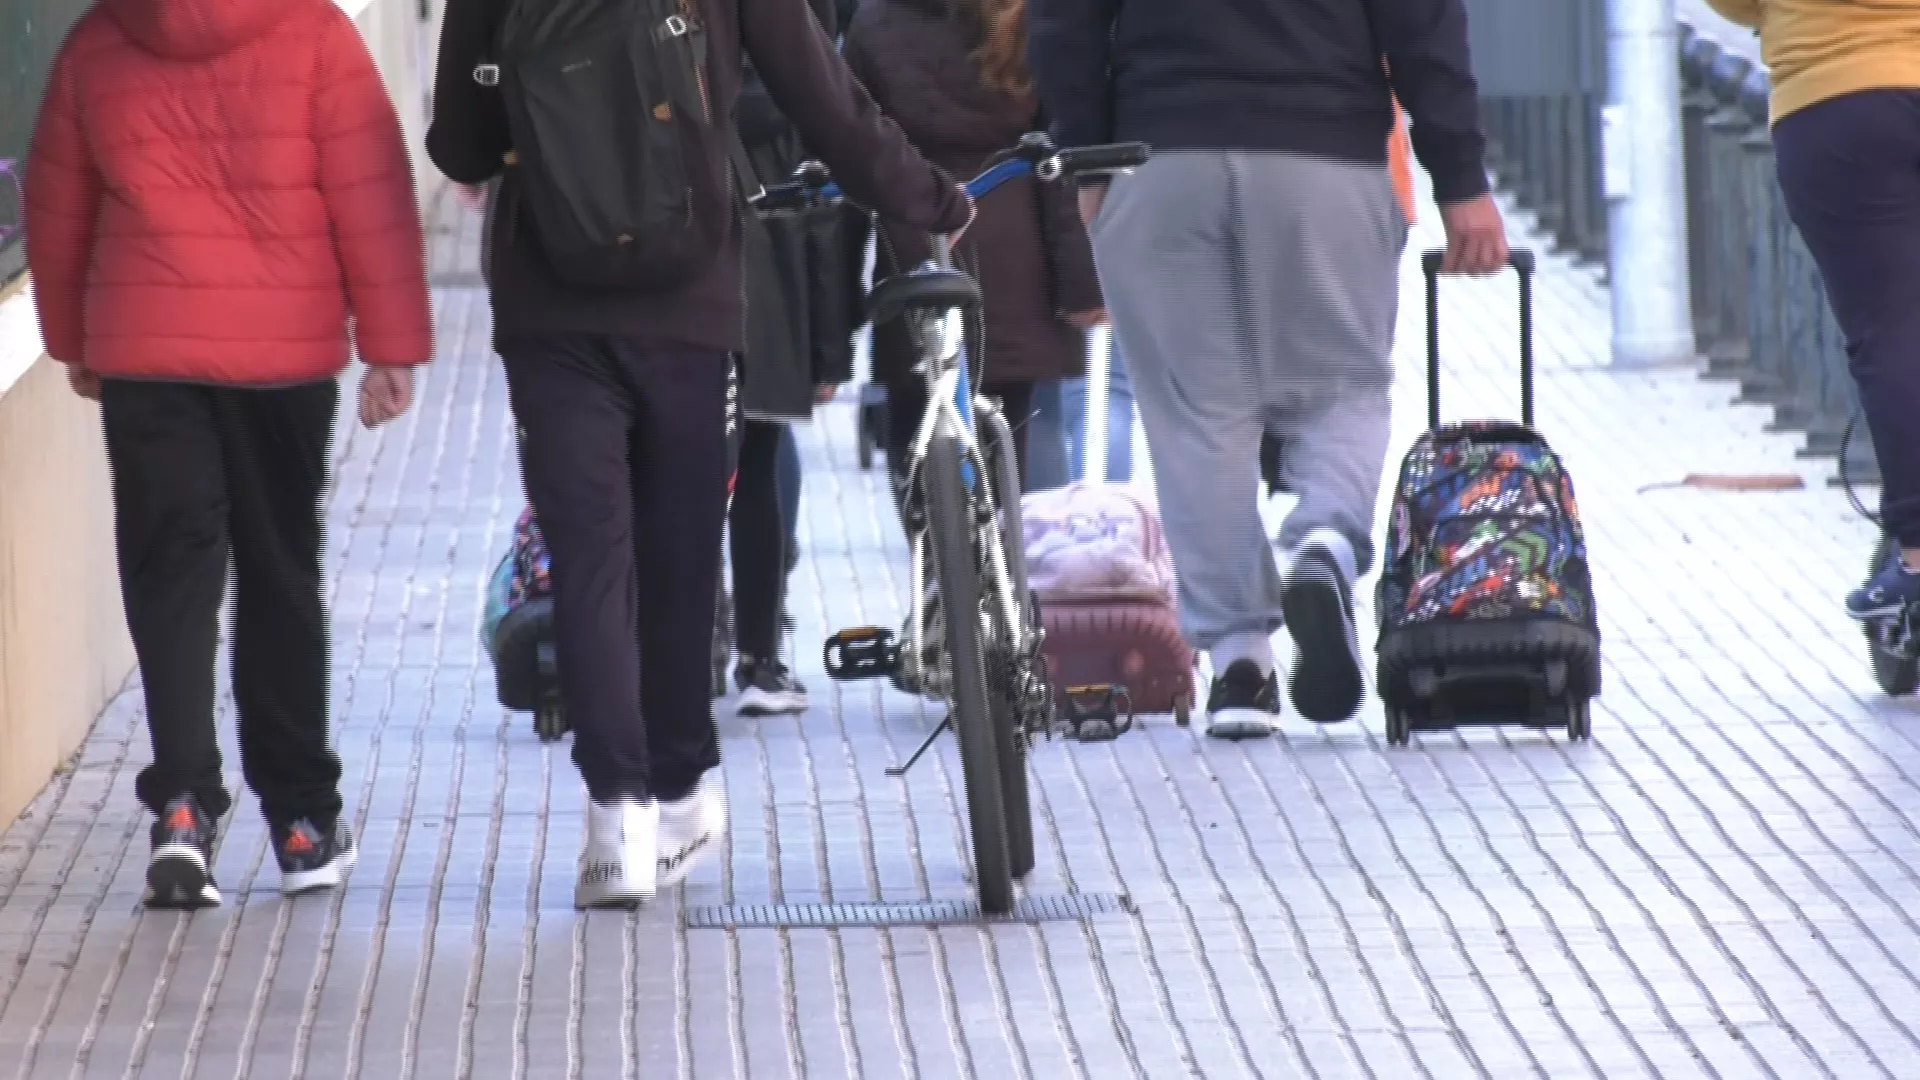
[750,133,1151,218]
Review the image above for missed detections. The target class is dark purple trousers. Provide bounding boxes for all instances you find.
[499,334,735,804]
[1775,90,1920,544]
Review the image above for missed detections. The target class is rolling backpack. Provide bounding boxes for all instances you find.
[1374,249,1601,745]
[477,0,730,291]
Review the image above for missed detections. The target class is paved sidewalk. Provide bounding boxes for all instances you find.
[1,182,1912,1080]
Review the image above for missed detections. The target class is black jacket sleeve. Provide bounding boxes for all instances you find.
[1026,0,1118,152]
[1361,0,1490,204]
[425,0,511,185]
[742,0,970,233]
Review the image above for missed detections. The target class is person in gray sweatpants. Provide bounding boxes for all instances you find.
[1030,0,1510,735]
[1091,153,1407,730]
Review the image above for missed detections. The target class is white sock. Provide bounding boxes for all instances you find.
[1211,631,1274,676]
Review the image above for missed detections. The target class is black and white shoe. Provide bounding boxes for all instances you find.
[145,794,222,909]
[1281,531,1366,723]
[272,818,358,896]
[1205,660,1281,739]
[736,656,810,716]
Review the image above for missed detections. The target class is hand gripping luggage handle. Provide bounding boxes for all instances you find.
[1421,248,1537,431]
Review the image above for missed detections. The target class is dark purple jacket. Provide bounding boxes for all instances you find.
[427,0,972,352]
[845,0,1103,386]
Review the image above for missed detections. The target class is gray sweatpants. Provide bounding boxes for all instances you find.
[1089,151,1408,654]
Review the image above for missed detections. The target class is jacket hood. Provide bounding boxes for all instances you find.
[104,0,300,60]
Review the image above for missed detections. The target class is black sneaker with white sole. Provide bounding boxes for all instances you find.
[1280,545,1366,723]
[735,656,810,716]
[1206,660,1281,738]
[145,794,222,909]
[272,818,357,896]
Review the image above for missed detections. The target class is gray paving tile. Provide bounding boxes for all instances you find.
[6,180,1920,1078]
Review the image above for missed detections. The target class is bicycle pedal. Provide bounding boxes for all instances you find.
[1058,684,1135,741]
[823,626,901,681]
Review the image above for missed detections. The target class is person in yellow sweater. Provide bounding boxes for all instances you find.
[1706,0,1920,619]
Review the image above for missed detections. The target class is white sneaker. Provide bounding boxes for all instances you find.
[575,798,659,910]
[656,775,727,890]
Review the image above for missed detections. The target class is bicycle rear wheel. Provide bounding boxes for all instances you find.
[981,406,1035,880]
[925,435,1015,913]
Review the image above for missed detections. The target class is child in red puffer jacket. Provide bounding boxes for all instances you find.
[24,0,432,908]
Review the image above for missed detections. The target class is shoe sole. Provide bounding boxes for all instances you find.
[1282,566,1365,724]
[1205,708,1277,740]
[281,843,358,896]
[738,687,809,716]
[1850,603,1906,621]
[146,845,222,909]
[574,883,656,910]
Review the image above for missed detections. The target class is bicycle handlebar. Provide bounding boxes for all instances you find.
[751,133,1150,217]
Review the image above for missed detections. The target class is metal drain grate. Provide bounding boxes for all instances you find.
[684,892,1132,929]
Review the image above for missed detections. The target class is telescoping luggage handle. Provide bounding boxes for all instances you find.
[1421,248,1537,432]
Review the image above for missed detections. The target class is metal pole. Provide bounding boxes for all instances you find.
[1602,0,1696,366]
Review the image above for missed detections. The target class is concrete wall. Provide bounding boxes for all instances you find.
[0,0,440,830]
[0,329,134,828]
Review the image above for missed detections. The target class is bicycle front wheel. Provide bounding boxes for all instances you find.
[925,435,1015,913]
[980,405,1035,880]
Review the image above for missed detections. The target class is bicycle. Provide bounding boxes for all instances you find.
[759,133,1149,914]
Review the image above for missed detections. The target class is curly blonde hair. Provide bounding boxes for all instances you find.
[967,0,1032,103]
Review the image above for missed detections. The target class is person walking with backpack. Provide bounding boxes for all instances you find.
[1702,0,1920,619]
[428,0,972,909]
[843,0,1106,497]
[25,0,431,907]
[1029,0,1508,737]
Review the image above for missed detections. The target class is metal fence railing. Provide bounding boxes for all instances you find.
[2,0,95,286]
[1469,10,1874,483]
[1675,25,1875,483]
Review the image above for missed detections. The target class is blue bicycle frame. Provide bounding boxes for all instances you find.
[819,155,1039,491]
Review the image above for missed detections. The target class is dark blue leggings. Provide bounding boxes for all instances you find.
[1775,90,1920,544]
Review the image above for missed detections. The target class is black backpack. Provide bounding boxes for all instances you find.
[480,0,729,292]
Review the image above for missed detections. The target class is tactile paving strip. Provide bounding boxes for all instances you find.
[684,892,1133,929]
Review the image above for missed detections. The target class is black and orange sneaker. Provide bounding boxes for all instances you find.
[271,818,357,896]
[145,794,221,909]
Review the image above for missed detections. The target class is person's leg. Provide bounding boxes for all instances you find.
[985,380,1036,489]
[730,420,809,713]
[215,380,353,891]
[1104,341,1135,484]
[1773,91,1920,615]
[503,335,662,907]
[775,422,802,573]
[1236,151,1405,723]
[1024,379,1071,490]
[1057,374,1088,484]
[620,339,733,887]
[731,420,785,659]
[101,380,232,907]
[1091,151,1282,736]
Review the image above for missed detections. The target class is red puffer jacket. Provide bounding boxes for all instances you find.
[25,0,432,385]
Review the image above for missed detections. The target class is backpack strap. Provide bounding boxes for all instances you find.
[730,132,765,206]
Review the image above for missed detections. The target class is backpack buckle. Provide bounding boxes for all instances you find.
[473,63,500,87]
[660,13,689,37]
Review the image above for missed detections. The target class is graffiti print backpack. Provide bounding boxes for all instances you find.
[1374,250,1601,744]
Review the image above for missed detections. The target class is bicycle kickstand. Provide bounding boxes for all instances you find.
[885,716,954,777]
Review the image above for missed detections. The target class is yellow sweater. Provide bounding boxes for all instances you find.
[1704,0,1920,123]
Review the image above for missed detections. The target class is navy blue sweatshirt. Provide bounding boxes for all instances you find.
[1027,0,1491,204]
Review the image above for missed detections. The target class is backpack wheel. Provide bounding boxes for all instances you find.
[1384,706,1412,747]
[1564,698,1592,742]
[535,698,568,743]
[1172,690,1192,728]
